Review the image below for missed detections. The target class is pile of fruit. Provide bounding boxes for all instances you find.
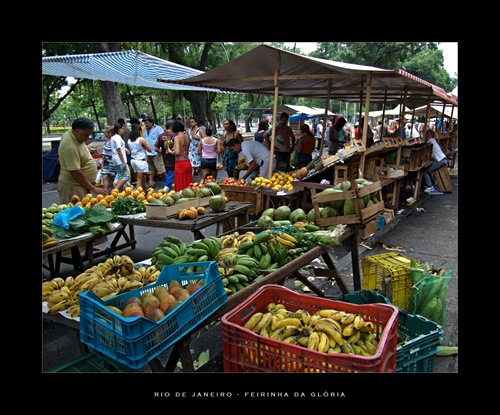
[108,278,205,322]
[243,302,380,356]
[251,172,296,191]
[41,255,159,318]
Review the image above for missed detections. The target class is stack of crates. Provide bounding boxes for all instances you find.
[333,290,443,373]
[362,252,415,312]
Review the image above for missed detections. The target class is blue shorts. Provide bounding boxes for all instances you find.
[200,158,216,170]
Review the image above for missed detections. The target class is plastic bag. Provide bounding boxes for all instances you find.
[409,263,451,326]
[52,205,85,230]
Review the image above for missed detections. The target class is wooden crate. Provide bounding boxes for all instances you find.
[219,185,263,216]
[145,192,225,219]
[311,181,384,226]
[333,163,359,185]
[364,158,383,181]
[401,143,432,171]
[377,164,406,179]
[432,167,453,192]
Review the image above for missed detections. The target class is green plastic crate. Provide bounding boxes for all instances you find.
[333,290,443,373]
[47,351,132,373]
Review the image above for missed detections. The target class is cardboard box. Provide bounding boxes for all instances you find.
[145,192,225,219]
[360,218,378,238]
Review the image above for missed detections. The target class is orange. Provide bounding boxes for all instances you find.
[132,190,140,198]
[105,195,115,203]
[90,197,98,205]
[99,199,108,207]
[125,186,133,195]
[96,194,104,201]
[136,186,143,193]
[81,196,90,205]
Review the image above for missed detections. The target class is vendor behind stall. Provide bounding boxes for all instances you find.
[227,138,275,180]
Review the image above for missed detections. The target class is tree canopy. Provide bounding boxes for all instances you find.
[42,42,457,132]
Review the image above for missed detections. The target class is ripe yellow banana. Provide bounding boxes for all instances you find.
[316,309,338,318]
[282,335,299,345]
[46,290,70,305]
[49,299,72,313]
[276,235,295,248]
[317,317,342,332]
[253,312,273,334]
[244,312,264,331]
[278,232,298,244]
[281,325,300,339]
[353,315,364,330]
[307,331,320,351]
[340,313,355,325]
[273,317,303,331]
[318,331,329,353]
[342,322,357,337]
[315,322,344,346]
[270,315,280,331]
[294,309,311,326]
[359,321,375,332]
[328,310,347,321]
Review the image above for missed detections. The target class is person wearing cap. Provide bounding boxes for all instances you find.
[227,138,274,180]
[142,116,166,188]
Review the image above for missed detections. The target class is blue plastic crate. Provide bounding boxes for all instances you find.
[333,290,443,373]
[79,261,227,369]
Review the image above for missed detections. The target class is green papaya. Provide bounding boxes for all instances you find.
[343,198,356,215]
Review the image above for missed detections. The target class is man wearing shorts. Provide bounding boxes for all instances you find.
[143,116,166,188]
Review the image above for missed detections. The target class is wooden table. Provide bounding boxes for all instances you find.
[43,221,362,373]
[42,225,137,279]
[118,201,251,240]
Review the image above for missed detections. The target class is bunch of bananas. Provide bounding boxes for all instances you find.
[243,303,379,357]
[219,254,261,295]
[98,255,135,278]
[41,255,159,317]
[412,267,448,325]
[151,236,222,270]
[42,226,58,249]
[292,221,320,232]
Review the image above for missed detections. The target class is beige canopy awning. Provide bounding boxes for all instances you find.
[158,44,457,176]
[158,44,457,107]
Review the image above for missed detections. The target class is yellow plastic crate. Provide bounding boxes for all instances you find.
[362,252,415,311]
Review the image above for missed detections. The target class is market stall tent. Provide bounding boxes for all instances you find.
[42,50,223,92]
[157,44,458,176]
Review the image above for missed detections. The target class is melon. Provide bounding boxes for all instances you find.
[290,208,306,223]
[321,206,338,218]
[181,188,195,198]
[261,208,275,219]
[209,196,226,212]
[205,182,222,195]
[307,209,317,224]
[200,187,212,198]
[160,195,175,206]
[319,188,344,209]
[176,197,193,205]
[274,205,291,221]
[171,192,183,201]
[257,215,273,228]
[343,199,356,215]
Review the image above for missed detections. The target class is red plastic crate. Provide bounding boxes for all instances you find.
[221,285,399,373]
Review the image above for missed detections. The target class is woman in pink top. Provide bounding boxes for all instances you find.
[198,127,222,182]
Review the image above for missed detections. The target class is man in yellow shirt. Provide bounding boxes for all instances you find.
[57,117,108,204]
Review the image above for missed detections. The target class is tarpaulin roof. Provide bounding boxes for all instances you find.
[158,44,458,107]
[42,50,224,92]
[412,103,458,119]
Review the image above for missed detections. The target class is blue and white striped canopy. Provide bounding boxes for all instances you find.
[42,50,222,92]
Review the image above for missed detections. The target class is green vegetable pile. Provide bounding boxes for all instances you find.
[110,197,146,216]
[51,204,118,238]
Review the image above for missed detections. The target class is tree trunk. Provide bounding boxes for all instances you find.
[99,42,126,125]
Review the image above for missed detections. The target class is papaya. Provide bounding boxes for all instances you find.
[343,198,356,215]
